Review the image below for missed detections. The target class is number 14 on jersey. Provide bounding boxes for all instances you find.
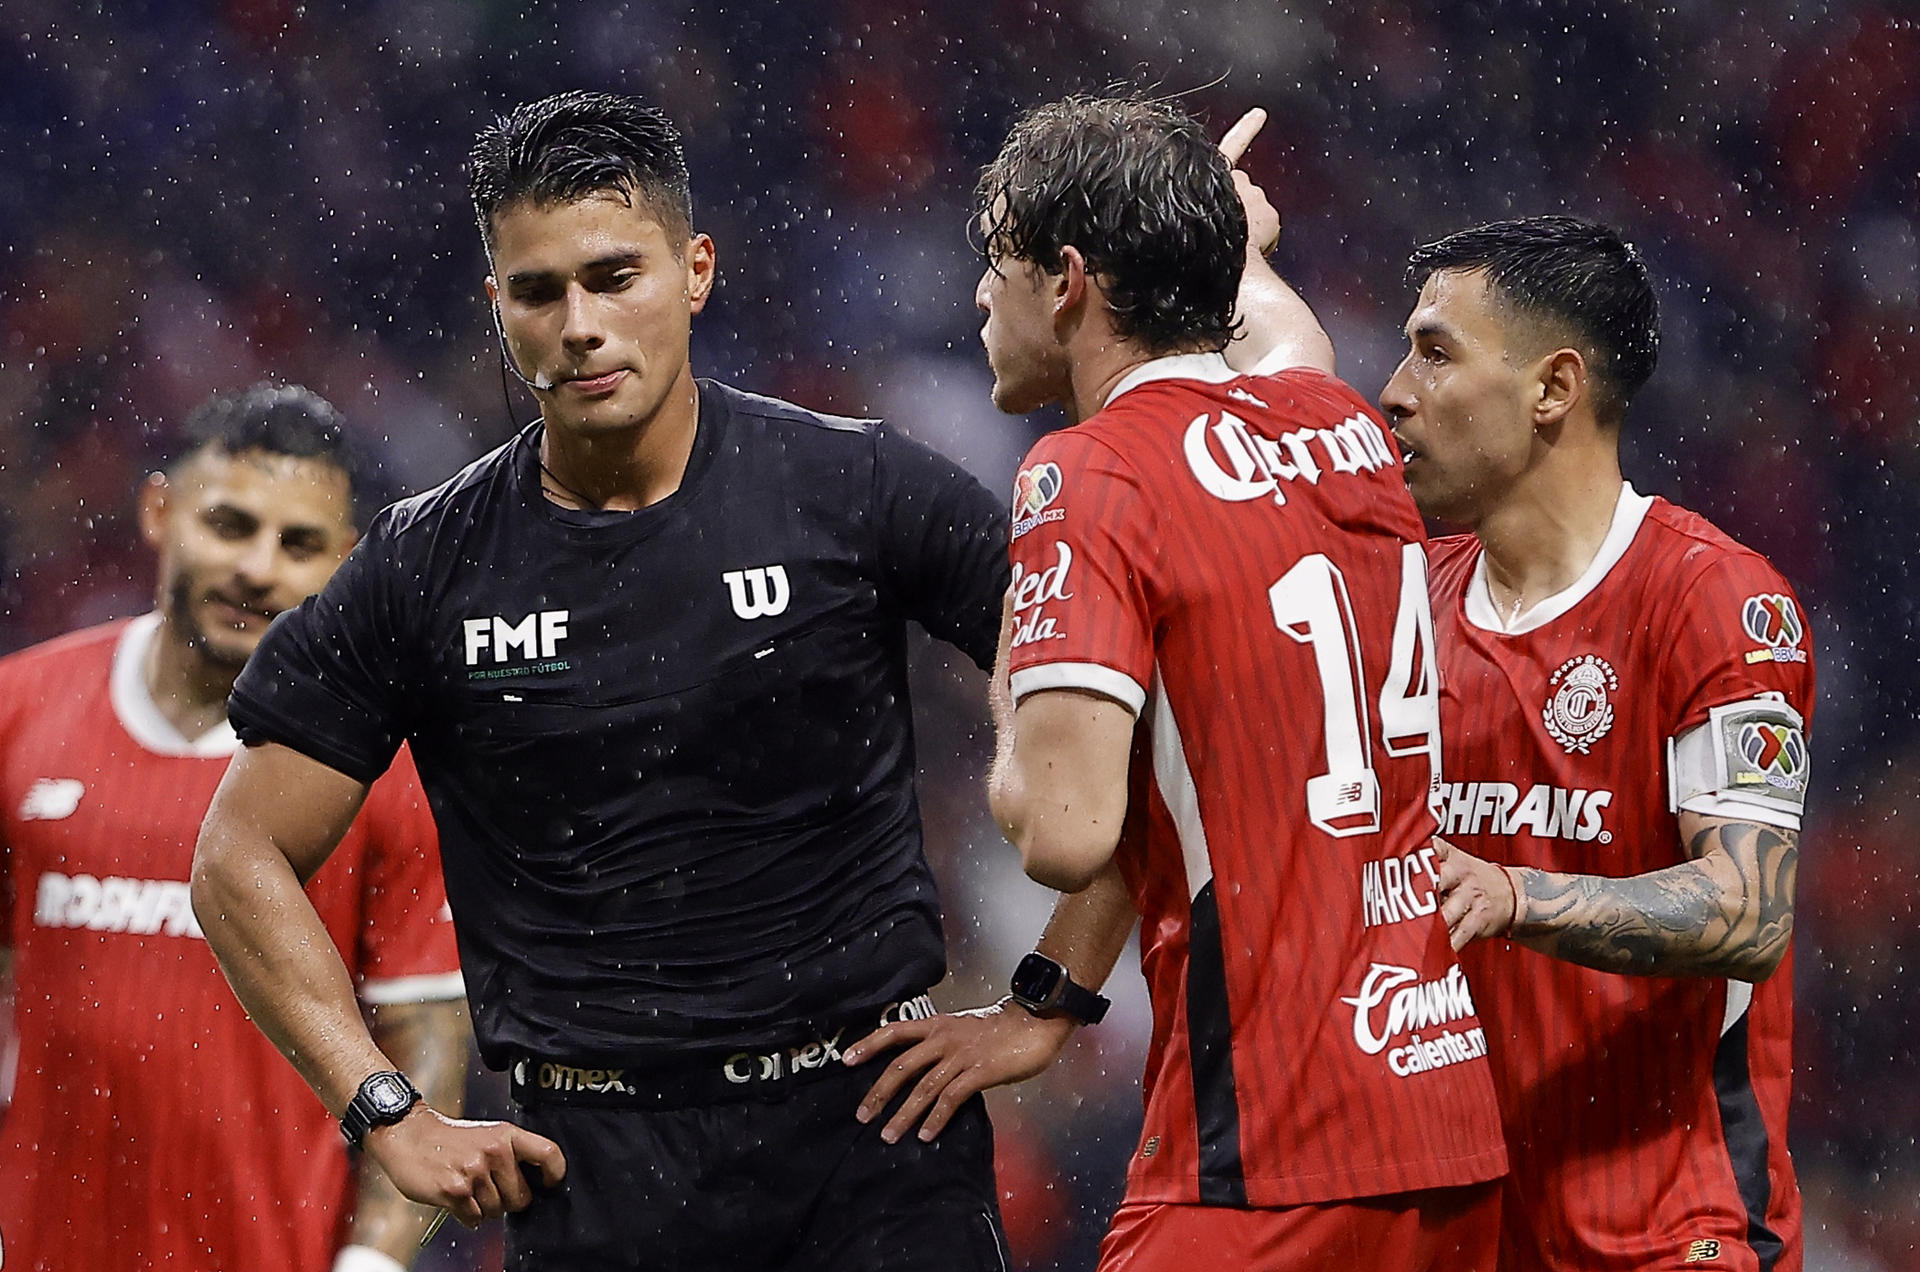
[1269,544,1441,838]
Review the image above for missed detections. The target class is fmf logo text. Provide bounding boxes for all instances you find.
[1340,963,1487,1078]
[1438,781,1613,844]
[1183,410,1396,507]
[463,610,569,665]
[1011,540,1074,648]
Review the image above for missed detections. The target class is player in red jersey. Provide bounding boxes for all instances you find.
[848,98,1506,1271]
[1381,217,1810,1272]
[0,385,466,1272]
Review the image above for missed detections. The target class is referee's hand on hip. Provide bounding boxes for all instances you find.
[363,1105,567,1228]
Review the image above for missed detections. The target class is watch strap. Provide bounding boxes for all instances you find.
[1011,952,1111,1025]
[339,1070,422,1148]
[1053,976,1110,1025]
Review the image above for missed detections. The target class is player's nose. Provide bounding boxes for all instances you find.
[559,283,606,350]
[233,533,280,587]
[1379,362,1417,422]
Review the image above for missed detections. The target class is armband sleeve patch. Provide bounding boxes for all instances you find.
[1667,698,1809,826]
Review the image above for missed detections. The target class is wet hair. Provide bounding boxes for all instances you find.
[468,90,693,253]
[1407,215,1660,426]
[977,95,1245,355]
[170,382,363,521]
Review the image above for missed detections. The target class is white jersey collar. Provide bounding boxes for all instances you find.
[110,613,241,758]
[1464,482,1654,635]
[1103,351,1239,409]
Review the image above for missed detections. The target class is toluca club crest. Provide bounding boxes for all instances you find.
[1543,654,1619,754]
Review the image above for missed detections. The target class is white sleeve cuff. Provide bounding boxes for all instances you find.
[1009,662,1146,715]
[358,970,467,1005]
[333,1245,407,1272]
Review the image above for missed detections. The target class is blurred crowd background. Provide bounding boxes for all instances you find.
[2,0,1917,1267]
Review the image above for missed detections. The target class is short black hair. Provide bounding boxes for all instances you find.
[1407,215,1660,426]
[977,95,1246,355]
[171,383,362,519]
[468,90,692,253]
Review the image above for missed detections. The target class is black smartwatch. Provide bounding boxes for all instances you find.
[1009,952,1110,1025]
[339,1070,423,1148]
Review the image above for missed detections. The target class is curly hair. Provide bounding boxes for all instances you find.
[977,96,1246,355]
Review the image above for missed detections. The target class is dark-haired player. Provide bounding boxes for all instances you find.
[190,92,1011,1270]
[0,384,464,1272]
[1386,217,1811,1271]
[852,96,1508,1272]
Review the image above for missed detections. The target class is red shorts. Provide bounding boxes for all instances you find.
[1098,1181,1502,1272]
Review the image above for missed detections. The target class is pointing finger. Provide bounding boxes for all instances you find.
[1218,108,1267,166]
[512,1127,568,1186]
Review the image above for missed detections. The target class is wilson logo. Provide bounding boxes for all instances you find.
[722,565,791,619]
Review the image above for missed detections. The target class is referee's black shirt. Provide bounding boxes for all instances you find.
[229,380,1010,1069]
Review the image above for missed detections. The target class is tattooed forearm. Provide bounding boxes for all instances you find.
[1507,819,1798,980]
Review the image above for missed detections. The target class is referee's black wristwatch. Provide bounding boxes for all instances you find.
[1009,952,1110,1025]
[339,1070,423,1147]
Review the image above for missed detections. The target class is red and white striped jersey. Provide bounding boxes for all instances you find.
[0,616,462,1272]
[1007,353,1508,1207]
[1431,486,1812,1272]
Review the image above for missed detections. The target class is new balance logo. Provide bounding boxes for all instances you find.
[463,610,569,665]
[19,777,84,821]
[722,565,791,619]
[1684,1239,1722,1263]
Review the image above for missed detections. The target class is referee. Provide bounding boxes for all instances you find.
[192,91,1011,1271]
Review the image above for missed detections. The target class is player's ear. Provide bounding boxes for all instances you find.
[1054,246,1089,322]
[1534,347,1586,430]
[485,275,500,305]
[137,471,171,550]
[685,233,717,313]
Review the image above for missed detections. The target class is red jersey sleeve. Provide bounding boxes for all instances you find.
[353,746,463,1004]
[1006,428,1159,715]
[1663,550,1817,734]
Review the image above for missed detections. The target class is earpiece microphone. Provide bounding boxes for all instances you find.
[491,304,555,392]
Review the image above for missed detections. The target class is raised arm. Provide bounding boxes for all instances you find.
[192,742,564,1228]
[1435,809,1798,981]
[1216,108,1335,377]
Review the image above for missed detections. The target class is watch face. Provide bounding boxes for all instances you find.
[1011,953,1065,1007]
[365,1073,412,1115]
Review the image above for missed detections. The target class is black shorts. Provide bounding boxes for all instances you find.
[504,1043,1009,1271]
